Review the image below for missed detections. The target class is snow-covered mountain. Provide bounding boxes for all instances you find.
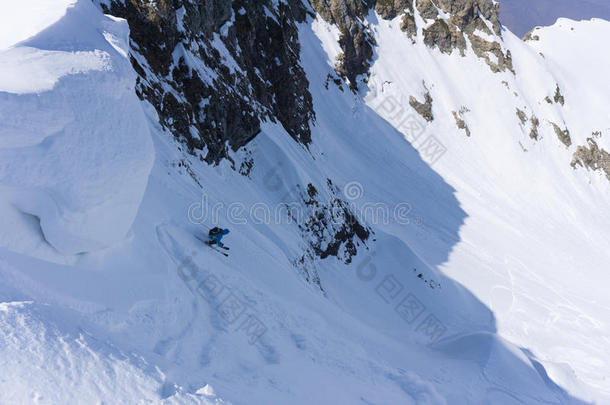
[499,0,610,37]
[1,0,609,403]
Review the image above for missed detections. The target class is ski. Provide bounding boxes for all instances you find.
[211,248,229,257]
[207,242,229,251]
[206,242,229,257]
[195,235,229,257]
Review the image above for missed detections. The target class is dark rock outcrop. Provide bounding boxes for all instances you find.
[101,0,315,164]
[415,0,513,73]
[516,108,527,125]
[554,85,565,106]
[516,108,539,140]
[453,107,471,136]
[523,28,540,41]
[310,0,375,89]
[551,122,572,147]
[375,0,412,19]
[297,181,370,265]
[529,116,540,140]
[400,12,417,40]
[291,180,371,289]
[423,19,466,55]
[571,138,610,180]
[99,0,516,164]
[409,88,434,122]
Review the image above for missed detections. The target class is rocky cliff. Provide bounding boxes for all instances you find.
[101,0,315,164]
[99,0,511,165]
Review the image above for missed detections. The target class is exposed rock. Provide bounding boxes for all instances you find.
[416,0,439,20]
[554,85,565,106]
[516,108,527,125]
[324,73,345,91]
[545,96,553,104]
[238,148,254,177]
[516,108,539,140]
[311,0,512,89]
[173,159,203,188]
[102,0,315,164]
[452,107,471,136]
[400,12,417,40]
[295,181,371,266]
[469,35,514,73]
[423,19,466,55]
[437,0,501,35]
[571,138,610,180]
[375,0,412,19]
[529,116,540,140]
[314,0,512,87]
[551,122,572,147]
[409,87,434,122]
[523,28,540,41]
[310,0,375,90]
[413,0,514,73]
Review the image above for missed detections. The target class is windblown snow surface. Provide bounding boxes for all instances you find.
[0,1,609,404]
[0,0,153,257]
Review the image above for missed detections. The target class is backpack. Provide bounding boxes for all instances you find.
[209,227,222,235]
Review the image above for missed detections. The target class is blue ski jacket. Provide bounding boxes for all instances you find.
[209,228,230,246]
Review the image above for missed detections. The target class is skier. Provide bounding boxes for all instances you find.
[208,227,230,248]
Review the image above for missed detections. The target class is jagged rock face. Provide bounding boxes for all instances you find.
[469,35,514,73]
[99,0,515,165]
[554,85,565,105]
[99,0,378,283]
[529,116,540,140]
[572,138,610,180]
[400,12,417,40]
[551,122,572,147]
[102,0,315,164]
[311,0,512,87]
[310,0,375,89]
[409,91,434,122]
[516,108,528,125]
[419,0,512,72]
[436,0,501,35]
[295,181,371,279]
[452,107,471,136]
[516,108,539,140]
[423,19,466,55]
[523,28,540,42]
[374,0,412,19]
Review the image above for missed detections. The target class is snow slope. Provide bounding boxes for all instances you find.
[362,12,610,402]
[0,1,609,404]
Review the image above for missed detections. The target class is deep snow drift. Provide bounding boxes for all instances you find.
[0,1,609,404]
[0,0,153,257]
